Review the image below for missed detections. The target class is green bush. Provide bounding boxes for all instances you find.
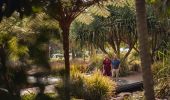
[119,61,129,77]
[21,93,57,100]
[70,65,85,98]
[84,71,116,100]
[129,60,141,72]
[71,64,88,73]
[87,55,103,72]
[152,56,170,98]
[70,69,116,100]
[127,50,141,72]
[21,93,36,100]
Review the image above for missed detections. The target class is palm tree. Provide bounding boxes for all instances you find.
[74,4,138,59]
[135,0,155,99]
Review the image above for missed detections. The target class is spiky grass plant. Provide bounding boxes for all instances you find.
[84,71,116,100]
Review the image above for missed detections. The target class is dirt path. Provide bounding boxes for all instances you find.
[119,71,143,83]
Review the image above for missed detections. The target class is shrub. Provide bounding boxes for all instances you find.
[70,69,116,100]
[119,61,129,77]
[70,65,85,98]
[129,60,141,72]
[87,55,103,72]
[21,93,36,100]
[84,71,116,100]
[127,50,141,72]
[21,93,57,100]
[71,63,88,73]
[152,56,170,98]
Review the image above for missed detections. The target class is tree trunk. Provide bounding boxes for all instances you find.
[90,45,96,59]
[135,0,155,100]
[71,49,76,60]
[117,44,120,58]
[122,48,133,62]
[61,23,71,100]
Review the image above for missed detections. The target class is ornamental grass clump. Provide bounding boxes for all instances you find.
[152,61,170,98]
[83,71,116,100]
[70,66,116,100]
[70,65,85,98]
[152,53,170,98]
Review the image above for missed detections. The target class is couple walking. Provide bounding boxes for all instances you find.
[103,55,120,80]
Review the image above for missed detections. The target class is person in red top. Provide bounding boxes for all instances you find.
[102,55,112,76]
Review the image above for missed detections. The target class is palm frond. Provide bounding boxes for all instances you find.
[76,13,94,25]
[88,5,110,18]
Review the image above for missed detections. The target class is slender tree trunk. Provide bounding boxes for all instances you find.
[135,0,155,100]
[122,48,133,62]
[71,49,76,60]
[117,44,120,58]
[61,23,71,100]
[90,45,96,59]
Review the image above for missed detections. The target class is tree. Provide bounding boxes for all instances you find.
[74,4,138,60]
[33,0,109,99]
[135,0,155,99]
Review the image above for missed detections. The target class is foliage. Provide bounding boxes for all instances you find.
[75,3,110,25]
[147,0,170,18]
[0,15,60,96]
[0,17,30,94]
[119,59,129,77]
[71,63,88,73]
[152,54,170,98]
[129,61,141,72]
[73,2,170,63]
[0,17,29,63]
[128,50,141,72]
[70,66,85,98]
[152,42,170,98]
[84,71,116,100]
[21,93,57,100]
[73,2,137,60]
[87,55,104,72]
[69,67,116,100]
[21,93,36,100]
[54,66,116,100]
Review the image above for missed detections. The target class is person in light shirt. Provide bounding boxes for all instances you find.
[111,56,120,81]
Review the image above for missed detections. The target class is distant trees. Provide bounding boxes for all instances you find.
[73,2,170,63]
[73,4,137,60]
